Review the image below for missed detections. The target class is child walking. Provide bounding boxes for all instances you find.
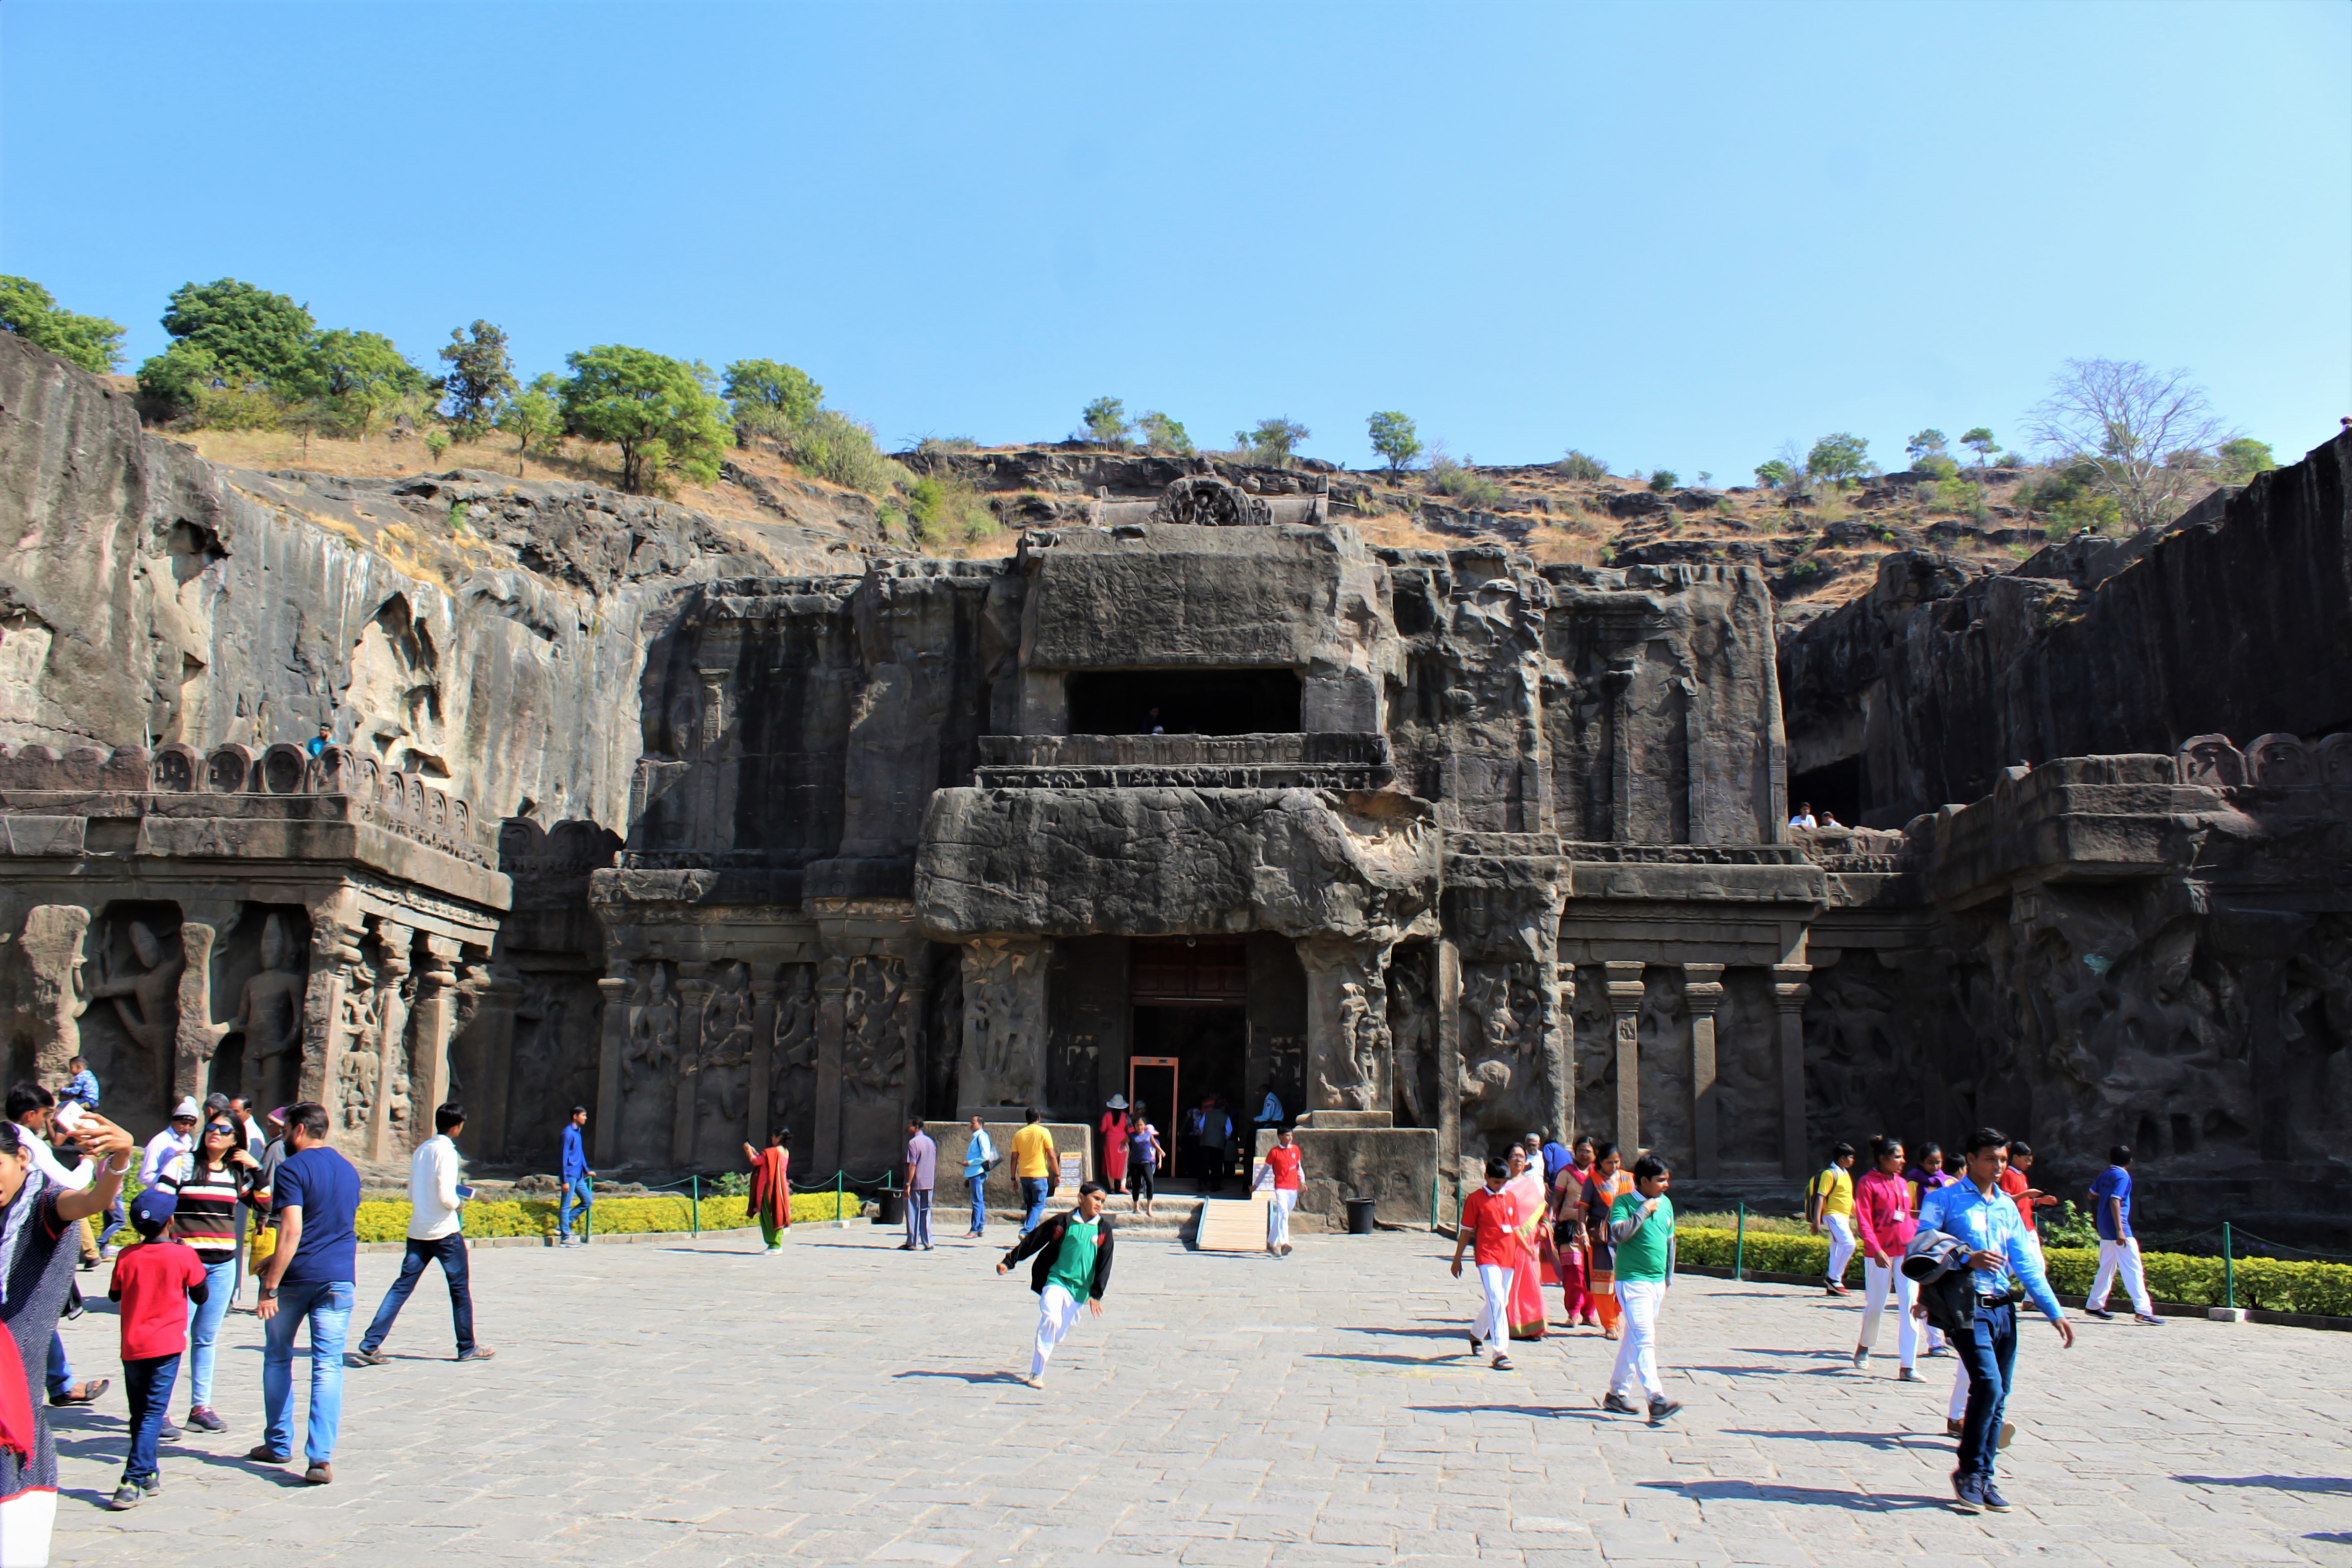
[105,1187,207,1509]
[1597,1154,1681,1425]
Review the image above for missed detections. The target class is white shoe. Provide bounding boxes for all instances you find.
[1019,1374,1043,1389]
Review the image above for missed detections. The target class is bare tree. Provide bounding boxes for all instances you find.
[2026,358,2235,532]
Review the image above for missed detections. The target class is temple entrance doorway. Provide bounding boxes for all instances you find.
[1129,936,1250,1188]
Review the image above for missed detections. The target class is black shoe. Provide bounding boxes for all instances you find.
[349,1348,386,1367]
[1601,1391,1642,1416]
[2083,1306,2115,1320]
[1980,1481,2012,1513]
[107,1483,143,1511]
[1951,1474,1984,1514]
[1647,1397,1683,1426]
[159,1420,183,1440]
[1467,1334,1482,1356]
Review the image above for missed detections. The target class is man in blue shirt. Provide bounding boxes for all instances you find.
[559,1107,593,1247]
[2084,1144,2158,1323]
[251,1101,360,1485]
[1916,1127,2075,1516]
[961,1115,995,1240]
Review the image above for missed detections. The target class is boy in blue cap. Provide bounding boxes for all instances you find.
[106,1186,208,1509]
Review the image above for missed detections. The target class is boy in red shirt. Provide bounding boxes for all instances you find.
[1254,1127,1305,1257]
[1448,1158,1521,1370]
[106,1187,208,1511]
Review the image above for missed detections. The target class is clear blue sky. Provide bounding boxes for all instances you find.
[5,1,2347,477]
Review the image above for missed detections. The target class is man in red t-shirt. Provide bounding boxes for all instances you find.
[107,1187,208,1511]
[1254,1127,1305,1257]
[1448,1158,1522,1370]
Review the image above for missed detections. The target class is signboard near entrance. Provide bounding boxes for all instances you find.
[1059,1152,1083,1191]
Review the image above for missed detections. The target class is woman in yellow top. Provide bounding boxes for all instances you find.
[1806,1142,1858,1297]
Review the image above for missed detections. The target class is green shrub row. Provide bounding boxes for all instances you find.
[1673,1227,2352,1318]
[348,1191,859,1244]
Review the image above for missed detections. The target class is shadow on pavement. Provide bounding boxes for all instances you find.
[893,1369,1026,1386]
[1723,1428,1943,1452]
[1642,1479,1952,1511]
[2176,1475,2351,1494]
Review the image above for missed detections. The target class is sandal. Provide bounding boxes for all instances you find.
[48,1379,108,1407]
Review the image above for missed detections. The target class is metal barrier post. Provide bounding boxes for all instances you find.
[1734,1201,1746,1283]
[691,1174,701,1239]
[1429,1172,1438,1231]
[835,1169,844,1223]
[2223,1221,2234,1310]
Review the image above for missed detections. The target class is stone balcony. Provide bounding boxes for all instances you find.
[971,731,1394,791]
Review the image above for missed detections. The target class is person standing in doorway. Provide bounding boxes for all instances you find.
[900,1118,937,1252]
[1808,1142,1858,1296]
[2083,1145,2160,1324]
[1450,1157,1522,1371]
[1916,1127,2074,1515]
[159,1110,259,1430]
[997,1181,1115,1388]
[744,1129,791,1253]
[1199,1098,1233,1194]
[1011,1110,1056,1236]
[252,1102,363,1484]
[1254,1082,1284,1149]
[1851,1135,1919,1379]
[1255,1126,1303,1256]
[1098,1097,1129,1199]
[353,1104,493,1367]
[1598,1154,1681,1425]
[1125,1107,1161,1219]
[1580,1144,1634,1339]
[960,1116,995,1240]
[558,1107,593,1247]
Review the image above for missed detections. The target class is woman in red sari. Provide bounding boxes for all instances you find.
[1503,1146,1548,1340]
[1549,1135,1599,1329]
[742,1129,791,1254]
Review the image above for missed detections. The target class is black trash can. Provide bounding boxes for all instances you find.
[1344,1197,1378,1235]
[875,1192,904,1226]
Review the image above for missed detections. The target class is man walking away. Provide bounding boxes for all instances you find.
[2084,1145,2159,1324]
[353,1103,493,1367]
[901,1118,937,1251]
[1915,1127,2075,1515]
[961,1116,995,1240]
[1852,1135,1919,1378]
[558,1107,593,1246]
[1449,1158,1521,1372]
[252,1102,363,1484]
[996,1181,1115,1387]
[1808,1143,1858,1295]
[1255,1126,1303,1256]
[104,1188,207,1510]
[1011,1110,1056,1236]
[1599,1154,1681,1425]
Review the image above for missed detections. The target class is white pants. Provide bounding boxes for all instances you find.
[1029,1284,1086,1378]
[1473,1263,1511,1348]
[2089,1237,2151,1313]
[1822,1214,1856,1282]
[1608,1279,1666,1401]
[1857,1258,1918,1367]
[1949,1357,1969,1421]
[1267,1189,1297,1250]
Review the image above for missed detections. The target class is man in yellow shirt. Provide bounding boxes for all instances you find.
[1807,1142,1858,1297]
[1009,1108,1057,1236]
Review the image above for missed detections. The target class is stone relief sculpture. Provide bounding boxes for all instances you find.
[840,956,906,1107]
[1387,951,1435,1126]
[1319,977,1388,1111]
[18,906,90,1084]
[624,962,678,1092]
[1458,961,1548,1141]
[337,988,378,1132]
[959,940,1045,1109]
[770,963,817,1131]
[701,961,755,1123]
[227,915,308,1108]
[85,917,182,1105]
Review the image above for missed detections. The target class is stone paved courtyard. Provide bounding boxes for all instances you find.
[45,1221,2352,1568]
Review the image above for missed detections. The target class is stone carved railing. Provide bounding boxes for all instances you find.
[973,731,1394,791]
[1787,826,1913,874]
[0,742,492,867]
[2177,731,2352,794]
[497,816,622,878]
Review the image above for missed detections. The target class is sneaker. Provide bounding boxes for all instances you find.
[107,1483,143,1511]
[456,1346,497,1362]
[1851,1346,1870,1369]
[1824,1282,1851,1297]
[1897,1367,1919,1382]
[159,1420,183,1440]
[246,1444,291,1464]
[1980,1481,2012,1513]
[304,1462,333,1485]
[2133,1313,2164,1325]
[1945,1417,1964,1437]
[1601,1391,1642,1416]
[349,1348,387,1367]
[1647,1396,1683,1426]
[186,1406,227,1432]
[2082,1305,2115,1320]
[1951,1474,1984,1514]
[1925,1343,1946,1357]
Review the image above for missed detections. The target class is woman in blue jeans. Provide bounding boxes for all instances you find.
[162,1116,259,1430]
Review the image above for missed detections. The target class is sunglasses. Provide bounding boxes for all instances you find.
[205,1125,237,1137]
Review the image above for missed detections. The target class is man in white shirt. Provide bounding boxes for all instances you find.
[1788,803,1818,829]
[350,1102,495,1365]
[139,1097,201,1185]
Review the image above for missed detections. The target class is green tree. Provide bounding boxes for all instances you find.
[2215,436,2277,485]
[2026,358,2233,532]
[1648,469,1679,493]
[0,276,126,373]
[1081,396,1130,448]
[1135,411,1193,456]
[1805,431,1872,488]
[1755,458,1797,490]
[137,278,317,411]
[1235,417,1310,466]
[1904,429,1948,466]
[559,345,732,493]
[1558,450,1607,480]
[1960,427,1998,466]
[1365,411,1422,475]
[301,328,425,443]
[723,358,823,436]
[497,373,566,475]
[439,321,518,440]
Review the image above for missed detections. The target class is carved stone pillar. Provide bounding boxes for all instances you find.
[1772,963,1812,1180]
[1435,938,1462,1194]
[466,964,523,1161]
[672,962,712,1167]
[365,922,416,1161]
[298,902,365,1110]
[897,953,931,1130]
[1547,961,1576,1148]
[747,971,778,1150]
[956,938,1050,1115]
[812,956,850,1174]
[19,905,90,1085]
[406,936,464,1152]
[697,666,730,849]
[1683,964,1725,1179]
[1604,962,1645,1151]
[174,903,240,1102]
[593,972,632,1165]
[1298,939,1392,1115]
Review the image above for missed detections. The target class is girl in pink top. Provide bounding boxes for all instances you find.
[1852,1135,1921,1377]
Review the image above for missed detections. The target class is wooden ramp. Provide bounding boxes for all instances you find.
[1192,1194,1272,1252]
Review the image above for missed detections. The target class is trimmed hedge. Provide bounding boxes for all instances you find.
[348,1191,859,1244]
[1673,1226,2352,1318]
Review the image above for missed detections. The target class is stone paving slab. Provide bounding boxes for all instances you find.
[39,1225,2352,1566]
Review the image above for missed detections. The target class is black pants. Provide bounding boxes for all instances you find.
[359,1234,475,1356]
